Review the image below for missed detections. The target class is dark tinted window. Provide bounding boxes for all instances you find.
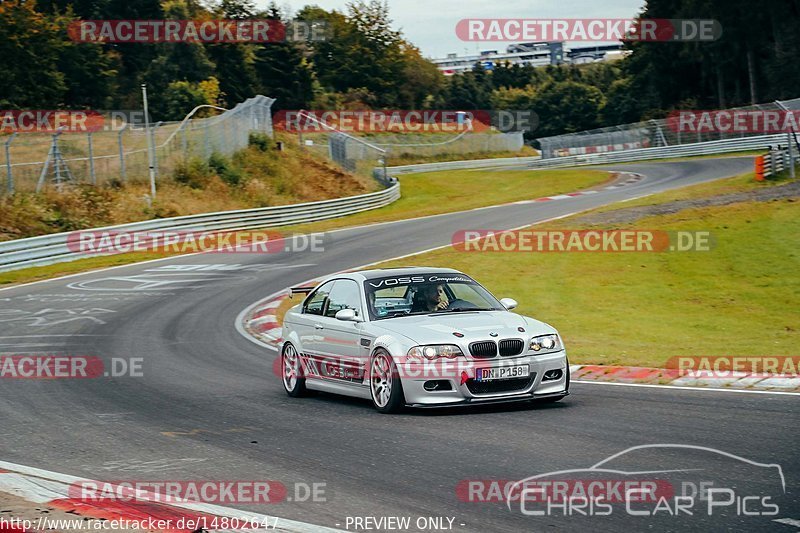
[364,273,502,320]
[303,281,334,316]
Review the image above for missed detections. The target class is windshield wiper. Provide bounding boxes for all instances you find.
[382,309,412,318]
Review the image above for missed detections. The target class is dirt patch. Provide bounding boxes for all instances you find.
[575,180,800,226]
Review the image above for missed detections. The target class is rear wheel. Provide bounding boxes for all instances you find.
[282,343,309,397]
[369,349,405,414]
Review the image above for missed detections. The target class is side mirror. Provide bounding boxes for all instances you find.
[335,309,361,322]
[499,298,518,311]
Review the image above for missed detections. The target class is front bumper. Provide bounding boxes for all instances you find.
[400,350,569,407]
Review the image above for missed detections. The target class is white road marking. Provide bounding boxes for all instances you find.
[773,517,800,528]
[573,379,800,396]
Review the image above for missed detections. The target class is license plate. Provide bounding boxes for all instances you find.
[476,364,530,382]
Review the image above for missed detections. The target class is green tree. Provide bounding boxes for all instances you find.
[0,1,66,107]
[162,78,220,120]
[397,43,444,108]
[533,81,605,137]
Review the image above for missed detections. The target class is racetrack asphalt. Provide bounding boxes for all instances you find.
[1,156,797,532]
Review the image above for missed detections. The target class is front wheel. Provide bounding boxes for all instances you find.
[281,343,309,397]
[369,349,405,414]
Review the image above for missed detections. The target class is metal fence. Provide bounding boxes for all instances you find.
[291,111,393,186]
[538,98,800,159]
[287,116,524,170]
[1,95,275,194]
[372,131,525,161]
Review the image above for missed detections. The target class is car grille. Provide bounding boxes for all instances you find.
[466,375,536,395]
[499,339,524,356]
[469,341,497,358]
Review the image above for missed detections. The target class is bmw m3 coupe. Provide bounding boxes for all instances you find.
[281,267,569,413]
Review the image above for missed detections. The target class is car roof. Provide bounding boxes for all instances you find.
[348,267,464,281]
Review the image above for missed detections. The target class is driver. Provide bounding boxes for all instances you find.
[413,284,449,312]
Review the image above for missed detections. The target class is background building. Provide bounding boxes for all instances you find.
[432,42,626,75]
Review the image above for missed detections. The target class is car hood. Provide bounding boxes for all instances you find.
[370,311,556,345]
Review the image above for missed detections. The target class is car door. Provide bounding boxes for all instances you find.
[293,280,335,362]
[314,279,366,384]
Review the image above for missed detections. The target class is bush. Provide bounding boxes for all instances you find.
[173,158,213,189]
[208,152,244,186]
[248,132,272,152]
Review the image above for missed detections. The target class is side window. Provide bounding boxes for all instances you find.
[303,281,334,316]
[325,280,363,318]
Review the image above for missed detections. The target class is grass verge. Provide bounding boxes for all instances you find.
[370,174,799,368]
[0,167,609,286]
[281,167,609,235]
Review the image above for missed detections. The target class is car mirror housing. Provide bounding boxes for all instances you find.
[499,298,518,311]
[335,309,361,322]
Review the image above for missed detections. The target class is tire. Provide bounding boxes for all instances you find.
[369,349,405,414]
[281,343,309,397]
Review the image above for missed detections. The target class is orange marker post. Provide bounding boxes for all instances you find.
[754,155,765,181]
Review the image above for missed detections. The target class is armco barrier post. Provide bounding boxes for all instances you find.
[4,133,16,195]
[754,155,765,181]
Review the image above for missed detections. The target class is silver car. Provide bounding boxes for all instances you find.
[280,267,570,413]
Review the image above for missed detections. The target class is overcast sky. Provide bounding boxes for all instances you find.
[267,0,647,58]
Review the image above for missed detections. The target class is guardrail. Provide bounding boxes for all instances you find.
[0,183,400,272]
[525,134,786,170]
[386,155,542,176]
[386,134,783,175]
[755,147,796,180]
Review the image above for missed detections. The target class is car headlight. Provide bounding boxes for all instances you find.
[407,344,464,360]
[529,334,562,353]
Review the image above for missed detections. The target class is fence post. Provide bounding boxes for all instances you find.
[87,132,96,184]
[788,133,796,178]
[152,121,162,178]
[4,133,16,195]
[118,124,128,182]
[182,121,189,158]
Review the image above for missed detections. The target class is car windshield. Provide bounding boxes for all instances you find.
[364,273,504,320]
